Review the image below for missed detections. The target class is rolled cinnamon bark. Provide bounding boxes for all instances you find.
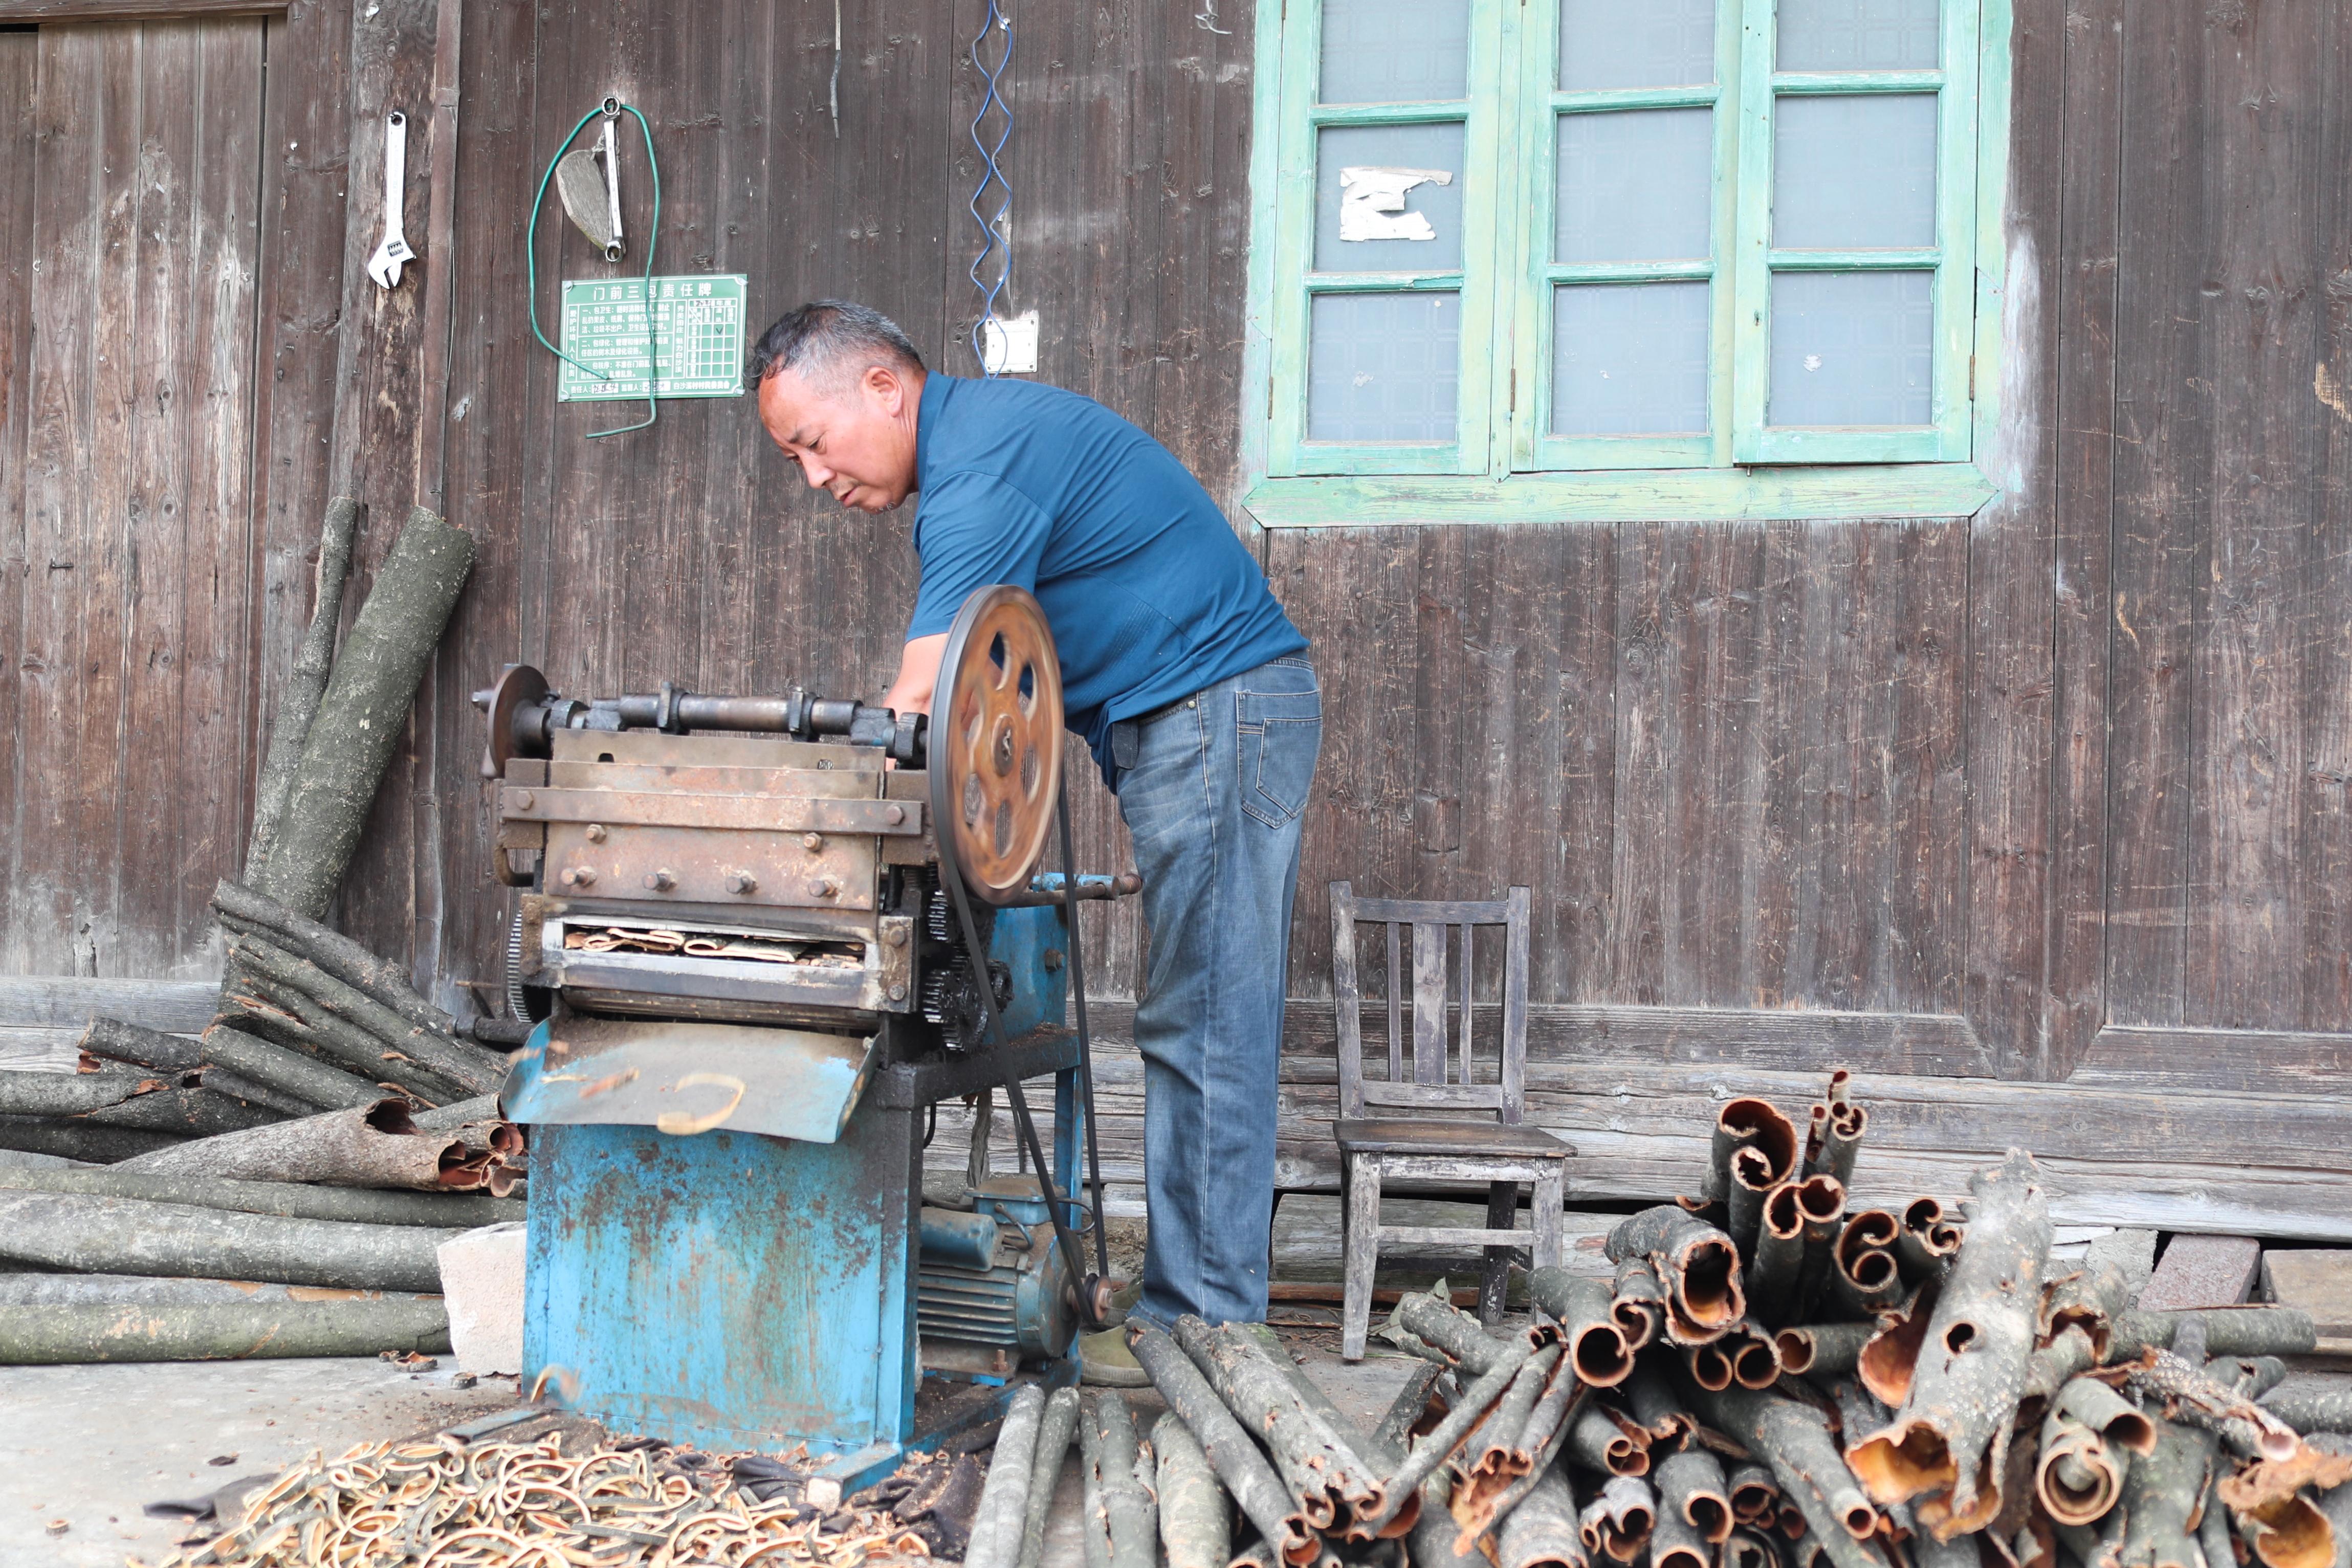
[1895,1198,1963,1285]
[76,1017,200,1074]
[1656,1448,1733,1544]
[2103,1418,2215,1568]
[256,505,475,921]
[1152,1420,1232,1568]
[1779,1322,1873,1379]
[1612,1255,1666,1350]
[1684,1381,1881,1568]
[1090,1393,1158,1568]
[212,878,453,1035]
[1578,1475,1657,1564]
[2259,1383,2352,1436]
[1846,1153,2051,1539]
[1175,1317,1381,1533]
[1605,1206,1746,1346]
[242,497,360,881]
[2108,1308,2316,1360]
[1496,1467,1588,1568]
[0,1296,449,1363]
[1017,1389,1082,1568]
[1727,1320,1784,1389]
[1566,1400,1653,1477]
[114,1098,476,1191]
[0,1163,519,1227]
[197,1025,383,1113]
[1748,1182,1808,1326]
[1128,1327,1312,1566]
[1529,1268,1636,1387]
[966,1384,1046,1568]
[1727,1463,1781,1526]
[0,1188,454,1291]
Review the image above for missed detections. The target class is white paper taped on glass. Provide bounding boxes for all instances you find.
[1337,166,1453,243]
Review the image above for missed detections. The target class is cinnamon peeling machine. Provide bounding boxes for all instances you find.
[478,586,1134,1484]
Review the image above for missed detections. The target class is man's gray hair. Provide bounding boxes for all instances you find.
[744,300,925,394]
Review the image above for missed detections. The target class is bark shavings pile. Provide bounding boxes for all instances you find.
[133,1430,937,1568]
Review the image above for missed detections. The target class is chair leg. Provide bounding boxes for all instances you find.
[1342,1155,1383,1362]
[1479,1179,1519,1326]
[1268,1189,1283,1288]
[1532,1164,1566,1275]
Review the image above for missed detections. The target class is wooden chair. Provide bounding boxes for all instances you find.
[1329,881,1574,1360]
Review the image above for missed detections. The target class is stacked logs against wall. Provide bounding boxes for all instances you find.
[0,499,517,1362]
[970,1071,2352,1568]
[0,878,523,1362]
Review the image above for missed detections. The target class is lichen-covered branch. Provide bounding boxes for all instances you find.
[1846,1152,2051,1537]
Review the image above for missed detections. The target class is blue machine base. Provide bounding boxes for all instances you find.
[524,1112,920,1457]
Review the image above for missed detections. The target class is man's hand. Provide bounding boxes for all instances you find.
[883,633,949,718]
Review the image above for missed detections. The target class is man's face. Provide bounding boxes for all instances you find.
[756,361,922,514]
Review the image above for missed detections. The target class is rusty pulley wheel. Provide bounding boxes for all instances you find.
[477,662,550,778]
[930,584,1063,905]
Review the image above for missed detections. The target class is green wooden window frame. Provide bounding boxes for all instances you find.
[1262,0,1507,477]
[1239,0,2014,527]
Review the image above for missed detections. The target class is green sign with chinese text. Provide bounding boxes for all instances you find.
[558,274,747,401]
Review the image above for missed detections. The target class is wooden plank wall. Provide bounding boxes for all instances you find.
[2090,0,2349,1065]
[0,0,446,993]
[0,17,268,980]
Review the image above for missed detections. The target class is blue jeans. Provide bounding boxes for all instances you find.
[1112,655,1322,1329]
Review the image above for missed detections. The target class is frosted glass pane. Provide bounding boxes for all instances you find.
[1321,0,1470,103]
[1555,109,1712,264]
[1777,0,1941,71]
[1316,123,1466,272]
[1552,283,1710,435]
[1309,292,1460,441]
[1769,271,1933,426]
[1558,0,1716,90]
[1773,95,1937,249]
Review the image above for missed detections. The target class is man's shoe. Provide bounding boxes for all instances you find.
[1078,1327,1151,1387]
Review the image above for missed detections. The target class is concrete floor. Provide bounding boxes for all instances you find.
[0,1341,1423,1568]
[0,1359,515,1568]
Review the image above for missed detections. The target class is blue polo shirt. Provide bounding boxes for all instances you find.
[906,374,1308,781]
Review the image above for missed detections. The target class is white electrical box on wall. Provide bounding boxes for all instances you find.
[980,310,1041,375]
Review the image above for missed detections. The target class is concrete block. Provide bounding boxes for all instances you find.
[436,1221,525,1375]
[2138,1233,2261,1312]
[2260,1250,2352,1337]
[2085,1228,2159,1300]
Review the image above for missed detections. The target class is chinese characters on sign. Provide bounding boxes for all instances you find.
[558,274,749,401]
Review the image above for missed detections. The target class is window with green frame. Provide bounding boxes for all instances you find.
[1243,0,2011,524]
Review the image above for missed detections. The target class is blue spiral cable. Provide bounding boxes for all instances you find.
[968,1,1014,375]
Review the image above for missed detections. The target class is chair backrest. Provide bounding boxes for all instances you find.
[1328,882,1531,1124]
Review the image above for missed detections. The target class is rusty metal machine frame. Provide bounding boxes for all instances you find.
[482,586,1127,1482]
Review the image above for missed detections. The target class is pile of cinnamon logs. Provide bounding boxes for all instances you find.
[0,882,523,1363]
[1001,1070,2350,1568]
[9,881,518,1178]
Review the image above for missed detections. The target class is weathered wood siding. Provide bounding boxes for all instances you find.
[0,17,269,979]
[3,0,2347,1224]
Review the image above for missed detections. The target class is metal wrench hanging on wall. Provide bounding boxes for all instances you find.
[366,111,415,288]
